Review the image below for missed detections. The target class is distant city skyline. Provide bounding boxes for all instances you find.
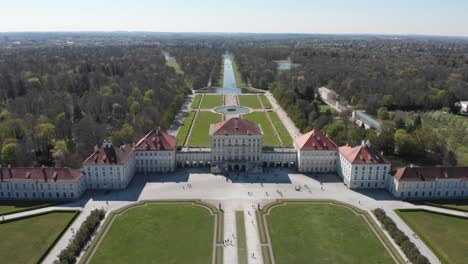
[1,0,468,37]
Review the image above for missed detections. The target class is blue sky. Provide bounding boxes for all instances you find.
[1,0,467,36]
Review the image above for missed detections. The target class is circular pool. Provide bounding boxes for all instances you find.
[214,106,250,115]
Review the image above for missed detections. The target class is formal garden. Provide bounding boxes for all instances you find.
[257,201,400,264]
[0,211,79,264]
[85,202,222,264]
[396,209,468,264]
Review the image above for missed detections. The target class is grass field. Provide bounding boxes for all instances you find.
[267,203,394,264]
[239,95,262,109]
[244,112,280,147]
[319,103,337,113]
[396,210,468,264]
[189,111,222,146]
[259,95,272,109]
[236,211,248,264]
[0,200,58,215]
[418,199,468,212]
[200,95,224,109]
[192,95,202,109]
[176,111,196,146]
[164,54,184,75]
[231,55,248,88]
[91,204,214,264]
[0,211,78,264]
[267,112,293,146]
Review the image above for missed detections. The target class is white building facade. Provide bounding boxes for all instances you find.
[295,129,338,173]
[338,141,391,189]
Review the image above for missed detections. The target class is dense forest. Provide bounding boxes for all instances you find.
[232,38,468,166]
[0,45,193,168]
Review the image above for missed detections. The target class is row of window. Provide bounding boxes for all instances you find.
[400,190,466,198]
[353,182,386,188]
[0,182,76,191]
[0,191,76,199]
[400,181,468,189]
[136,151,172,157]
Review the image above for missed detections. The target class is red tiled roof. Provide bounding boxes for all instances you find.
[295,129,337,150]
[0,167,83,183]
[83,144,134,165]
[394,166,468,182]
[212,118,261,135]
[339,144,389,164]
[134,128,177,151]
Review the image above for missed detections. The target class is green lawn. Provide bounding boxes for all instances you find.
[420,199,468,212]
[166,58,184,75]
[0,211,78,264]
[192,94,202,109]
[176,111,196,146]
[267,112,293,146]
[267,203,394,264]
[231,55,248,88]
[244,112,280,147]
[91,204,214,264]
[200,95,224,109]
[189,111,222,147]
[236,211,248,264]
[0,200,58,215]
[239,95,262,109]
[259,95,272,109]
[397,210,468,264]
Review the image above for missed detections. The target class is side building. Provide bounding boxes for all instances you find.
[295,129,338,173]
[0,166,85,200]
[134,128,177,173]
[210,118,263,173]
[338,140,391,189]
[389,166,468,199]
[83,140,136,190]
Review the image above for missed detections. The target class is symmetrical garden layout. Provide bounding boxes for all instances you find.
[177,93,293,147]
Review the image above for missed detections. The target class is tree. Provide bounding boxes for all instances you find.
[395,118,406,130]
[413,115,422,129]
[326,120,347,146]
[111,124,134,146]
[376,128,395,155]
[143,90,155,103]
[382,95,393,106]
[1,142,17,165]
[377,107,390,120]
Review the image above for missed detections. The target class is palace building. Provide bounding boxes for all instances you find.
[2,118,467,201]
[210,118,263,173]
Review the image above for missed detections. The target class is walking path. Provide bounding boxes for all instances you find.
[265,92,301,138]
[20,170,465,263]
[168,90,196,136]
[184,94,203,147]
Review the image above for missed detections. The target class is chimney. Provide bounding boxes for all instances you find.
[94,145,99,153]
[94,155,99,164]
[8,164,12,178]
[42,165,47,182]
[410,164,413,168]
[53,172,58,182]
[361,140,366,147]
[366,140,371,148]
[26,171,31,179]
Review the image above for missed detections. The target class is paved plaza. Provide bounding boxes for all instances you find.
[4,168,467,263]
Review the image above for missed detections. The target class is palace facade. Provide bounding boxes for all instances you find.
[1,117,467,201]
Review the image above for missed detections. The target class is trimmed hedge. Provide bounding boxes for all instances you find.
[373,208,430,264]
[56,209,105,264]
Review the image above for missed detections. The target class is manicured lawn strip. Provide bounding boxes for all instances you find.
[192,94,202,109]
[236,211,248,264]
[91,204,214,264]
[0,211,78,264]
[244,112,280,147]
[396,209,468,264]
[267,203,394,264]
[231,55,248,88]
[239,95,262,109]
[0,200,59,215]
[200,95,224,109]
[419,199,468,212]
[166,57,184,74]
[176,111,196,146]
[319,103,338,114]
[259,95,272,109]
[267,112,293,146]
[189,111,222,147]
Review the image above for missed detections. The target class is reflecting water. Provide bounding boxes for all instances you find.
[214,106,250,115]
[277,61,299,70]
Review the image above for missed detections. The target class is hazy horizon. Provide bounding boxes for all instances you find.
[1,0,468,37]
